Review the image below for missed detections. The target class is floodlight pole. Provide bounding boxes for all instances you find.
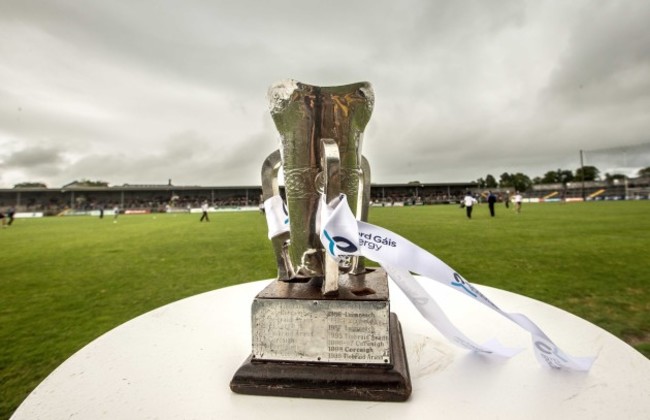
[580,149,586,201]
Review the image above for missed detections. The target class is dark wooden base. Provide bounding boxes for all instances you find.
[230,313,411,402]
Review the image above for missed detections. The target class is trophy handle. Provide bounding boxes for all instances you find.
[261,150,293,281]
[261,149,282,200]
[359,155,371,223]
[320,138,341,296]
[348,155,371,275]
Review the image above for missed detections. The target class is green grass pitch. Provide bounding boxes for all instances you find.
[1,201,648,417]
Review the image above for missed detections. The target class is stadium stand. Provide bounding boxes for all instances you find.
[0,182,478,215]
[529,178,649,201]
[1,178,647,216]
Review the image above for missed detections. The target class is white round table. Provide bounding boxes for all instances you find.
[11,278,650,419]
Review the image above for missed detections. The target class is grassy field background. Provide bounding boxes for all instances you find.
[1,201,649,418]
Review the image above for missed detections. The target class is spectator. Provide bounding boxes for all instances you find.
[7,207,15,225]
[200,201,210,222]
[462,192,478,219]
[514,192,523,213]
[487,191,497,217]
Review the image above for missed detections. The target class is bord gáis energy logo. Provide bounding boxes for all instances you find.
[282,201,289,225]
[358,232,397,251]
[534,340,569,368]
[451,273,478,298]
[322,230,358,255]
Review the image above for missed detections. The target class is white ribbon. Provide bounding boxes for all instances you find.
[383,264,523,358]
[263,195,290,240]
[268,193,595,371]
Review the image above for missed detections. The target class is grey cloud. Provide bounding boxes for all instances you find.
[3,146,66,168]
[543,2,650,109]
[0,86,119,155]
[1,1,649,188]
[0,146,67,182]
[56,126,272,188]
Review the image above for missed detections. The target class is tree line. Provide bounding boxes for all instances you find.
[12,179,109,188]
[475,166,650,193]
[11,167,650,193]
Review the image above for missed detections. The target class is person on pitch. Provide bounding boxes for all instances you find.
[487,191,497,217]
[462,191,477,219]
[200,201,210,222]
[514,191,523,213]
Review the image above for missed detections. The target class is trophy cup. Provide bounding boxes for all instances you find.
[230,80,411,401]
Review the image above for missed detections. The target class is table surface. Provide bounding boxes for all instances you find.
[12,278,650,420]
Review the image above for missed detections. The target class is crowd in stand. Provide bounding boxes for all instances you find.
[370,193,465,205]
[0,195,262,215]
[2,182,647,216]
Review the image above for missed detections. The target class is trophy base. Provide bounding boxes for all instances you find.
[230,312,411,401]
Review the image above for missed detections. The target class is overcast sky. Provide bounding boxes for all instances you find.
[1,0,649,188]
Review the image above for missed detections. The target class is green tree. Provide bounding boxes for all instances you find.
[485,174,498,188]
[638,167,650,177]
[540,169,574,184]
[76,179,110,187]
[558,169,574,184]
[498,172,513,188]
[575,166,600,181]
[604,173,627,183]
[13,182,47,188]
[541,170,559,184]
[511,172,533,192]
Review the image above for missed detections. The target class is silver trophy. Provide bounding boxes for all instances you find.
[231,80,411,401]
[263,79,373,294]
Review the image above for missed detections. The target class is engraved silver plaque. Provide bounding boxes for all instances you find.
[252,299,390,364]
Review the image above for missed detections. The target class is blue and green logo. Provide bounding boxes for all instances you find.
[323,230,358,255]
